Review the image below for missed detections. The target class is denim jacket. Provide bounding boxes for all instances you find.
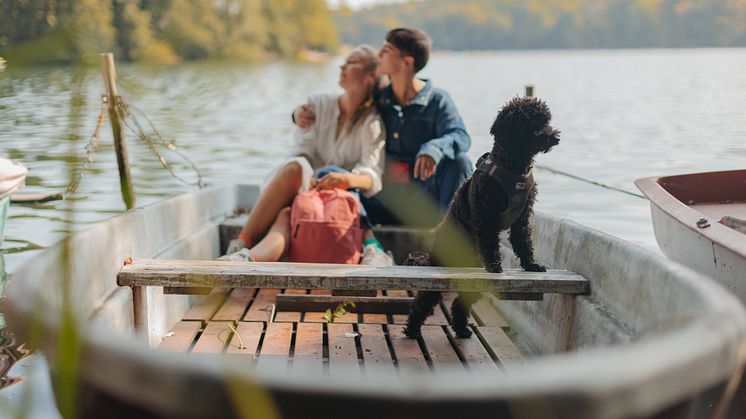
[376,79,471,166]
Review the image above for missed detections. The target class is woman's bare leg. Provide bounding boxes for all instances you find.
[239,162,302,246]
[249,207,291,262]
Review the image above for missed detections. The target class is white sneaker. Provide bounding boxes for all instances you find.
[360,244,394,266]
[218,248,254,262]
[225,238,246,254]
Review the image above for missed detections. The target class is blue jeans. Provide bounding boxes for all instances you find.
[314,165,372,228]
[360,152,474,227]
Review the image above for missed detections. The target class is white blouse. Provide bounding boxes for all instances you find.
[289,93,386,197]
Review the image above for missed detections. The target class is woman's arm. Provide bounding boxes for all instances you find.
[350,117,386,197]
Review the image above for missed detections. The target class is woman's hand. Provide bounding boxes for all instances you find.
[293,104,316,129]
[312,172,351,190]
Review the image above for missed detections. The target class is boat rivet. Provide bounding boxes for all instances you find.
[696,218,710,228]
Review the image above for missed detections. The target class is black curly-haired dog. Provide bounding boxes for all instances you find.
[404,96,560,339]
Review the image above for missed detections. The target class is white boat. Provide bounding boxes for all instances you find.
[635,170,746,302]
[2,184,745,419]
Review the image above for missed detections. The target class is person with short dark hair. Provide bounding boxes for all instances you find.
[295,28,473,227]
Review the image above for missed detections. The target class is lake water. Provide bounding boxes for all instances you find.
[1,48,746,273]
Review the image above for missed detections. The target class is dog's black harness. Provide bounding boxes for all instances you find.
[476,152,534,229]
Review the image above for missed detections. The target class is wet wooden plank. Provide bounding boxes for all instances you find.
[358,324,396,381]
[182,289,229,321]
[119,260,590,294]
[225,322,263,358]
[158,321,201,352]
[387,325,428,377]
[292,323,323,376]
[446,327,499,372]
[243,289,279,322]
[191,322,230,353]
[471,298,510,328]
[274,289,305,322]
[257,322,292,371]
[474,326,525,371]
[327,323,360,379]
[212,288,255,321]
[420,325,466,376]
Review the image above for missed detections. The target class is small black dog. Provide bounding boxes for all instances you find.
[404,97,560,339]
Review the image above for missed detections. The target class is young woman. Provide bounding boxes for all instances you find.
[222,45,390,264]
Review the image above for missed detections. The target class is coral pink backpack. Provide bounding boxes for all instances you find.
[289,189,363,264]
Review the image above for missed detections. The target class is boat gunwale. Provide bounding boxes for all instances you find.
[635,173,746,259]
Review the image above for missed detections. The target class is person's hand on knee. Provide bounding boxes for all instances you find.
[312,172,351,190]
[413,155,436,180]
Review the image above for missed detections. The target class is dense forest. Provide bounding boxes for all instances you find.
[0,0,338,64]
[335,0,746,50]
[3,0,746,65]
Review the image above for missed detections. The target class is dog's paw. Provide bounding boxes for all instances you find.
[453,326,473,339]
[486,263,503,273]
[523,262,546,272]
[403,327,421,339]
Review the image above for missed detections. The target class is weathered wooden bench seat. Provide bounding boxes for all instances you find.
[118,259,590,294]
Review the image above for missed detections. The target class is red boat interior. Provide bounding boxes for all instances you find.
[658,170,746,230]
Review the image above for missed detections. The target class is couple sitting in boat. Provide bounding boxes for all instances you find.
[222,28,472,265]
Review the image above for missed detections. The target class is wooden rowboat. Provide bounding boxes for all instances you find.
[635,170,746,302]
[3,184,746,419]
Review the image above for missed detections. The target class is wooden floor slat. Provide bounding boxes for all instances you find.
[358,324,396,381]
[388,290,411,324]
[212,288,255,321]
[362,290,387,324]
[192,322,231,353]
[183,289,229,321]
[158,321,201,352]
[474,326,525,371]
[420,325,466,376]
[387,325,429,377]
[274,289,305,322]
[257,322,292,371]
[362,313,388,324]
[292,323,323,376]
[226,322,263,357]
[471,298,509,328]
[327,323,360,379]
[448,327,499,372]
[243,289,280,322]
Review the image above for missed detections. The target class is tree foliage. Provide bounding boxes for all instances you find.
[335,0,746,50]
[0,0,339,64]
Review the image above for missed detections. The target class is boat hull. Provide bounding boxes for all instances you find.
[4,184,746,419]
[636,171,746,302]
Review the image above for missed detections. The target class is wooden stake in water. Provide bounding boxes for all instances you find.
[100,53,136,210]
[525,85,535,97]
